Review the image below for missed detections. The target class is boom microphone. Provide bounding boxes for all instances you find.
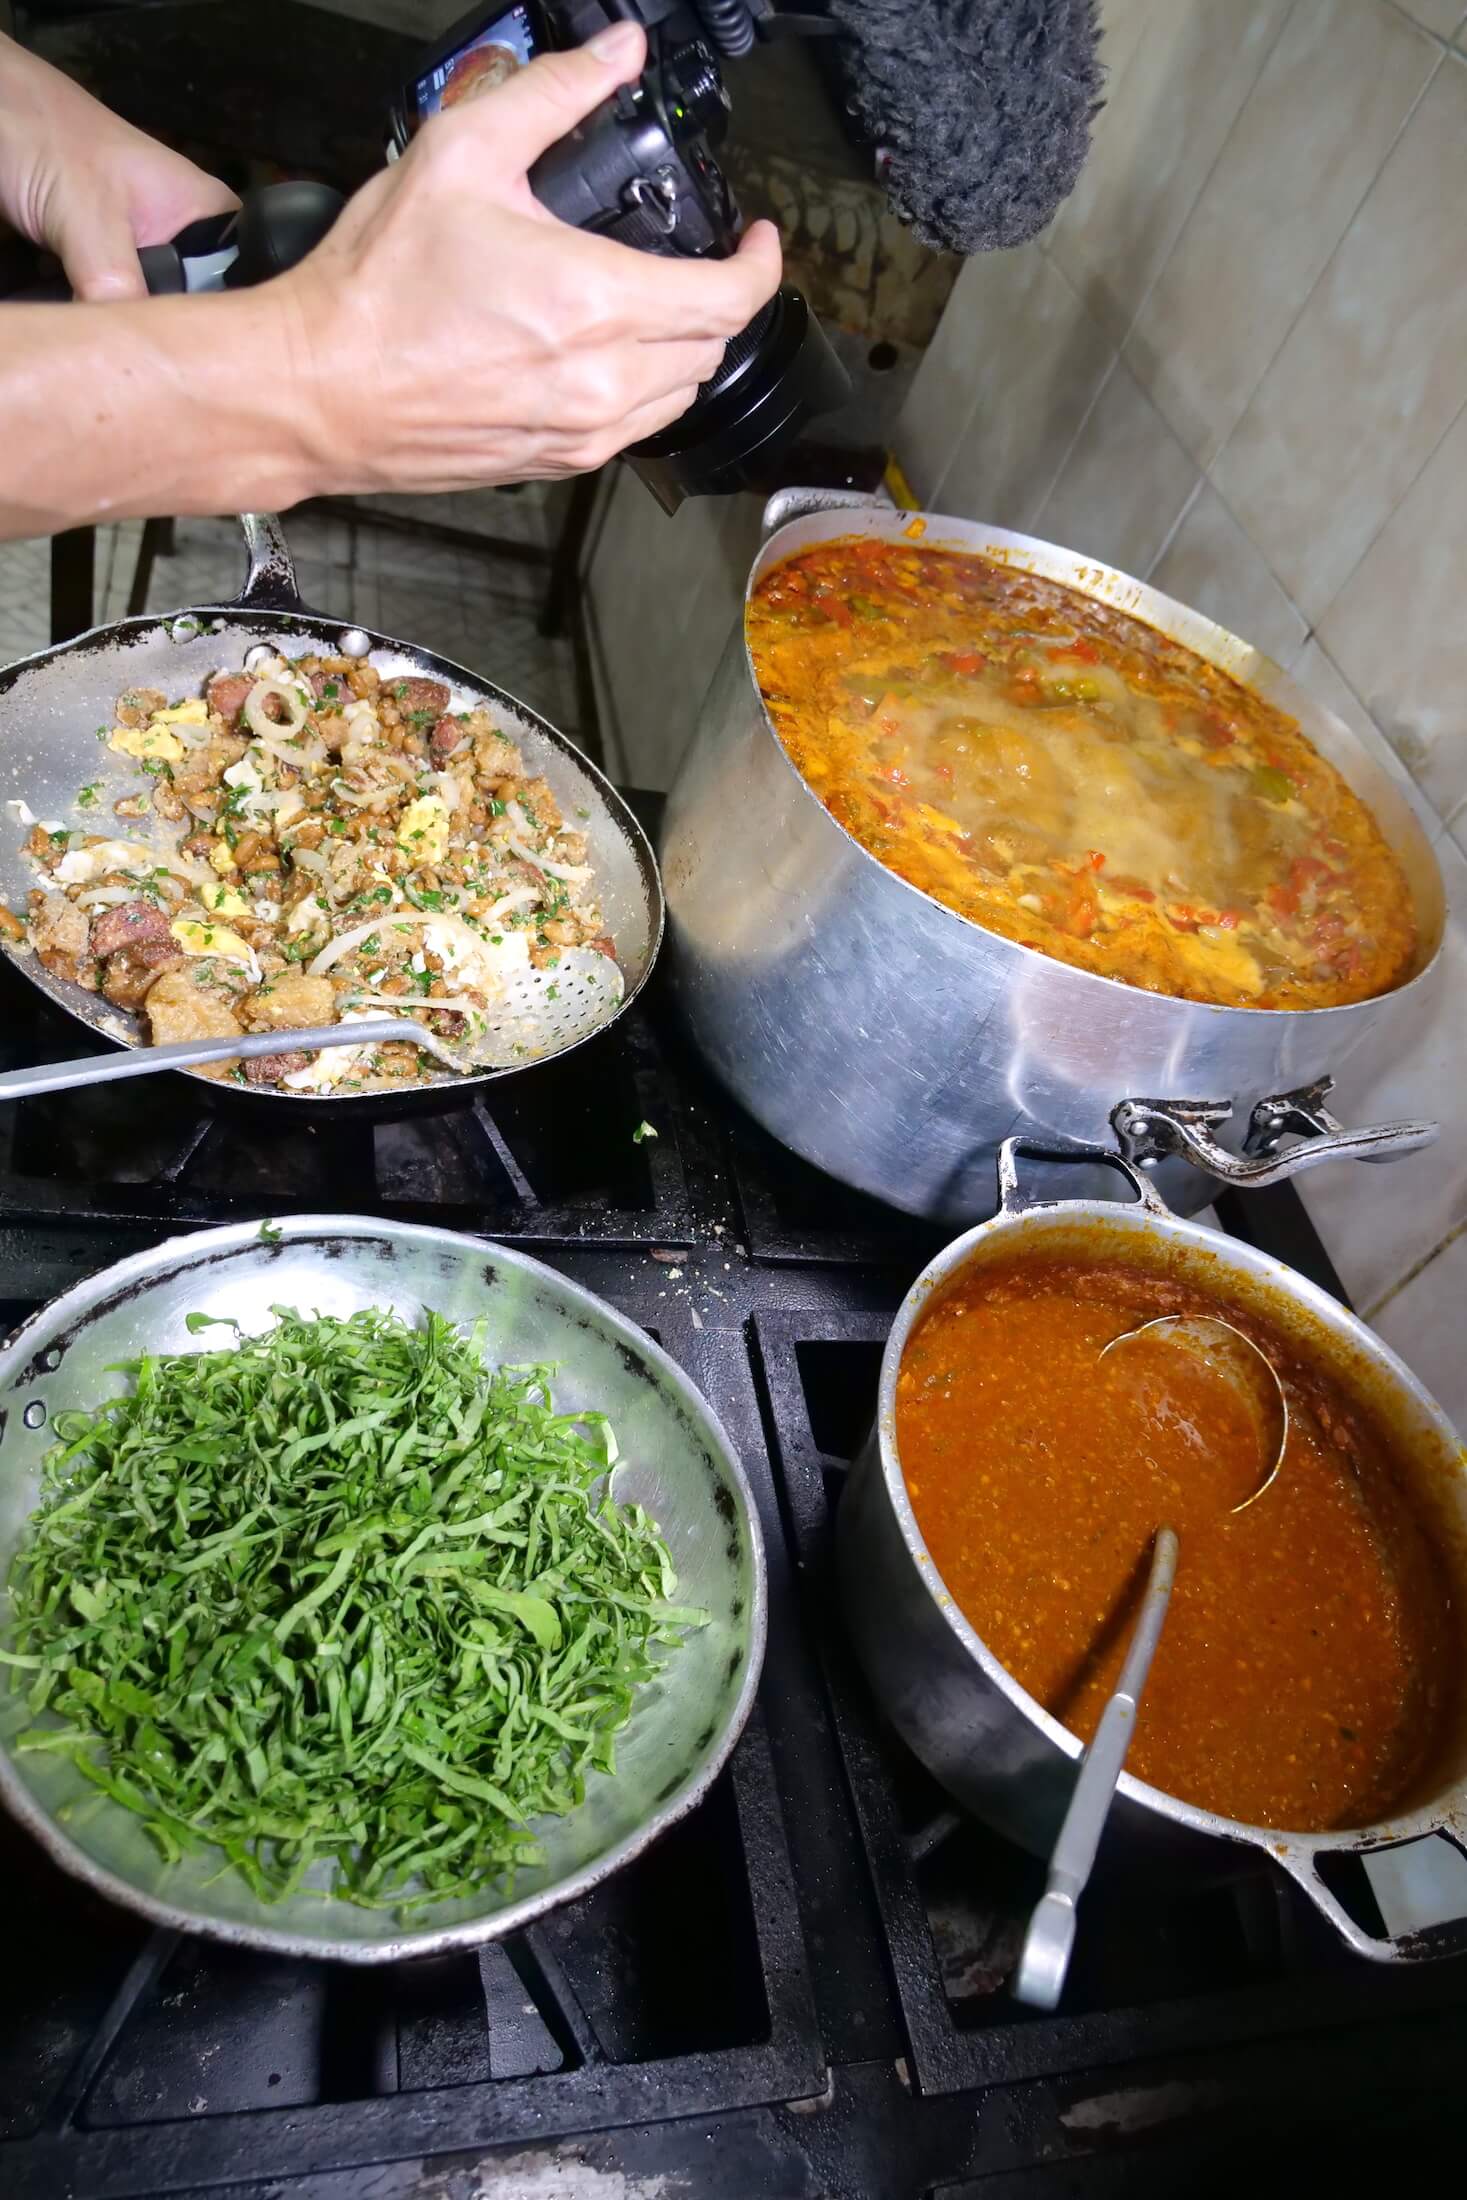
[825,0,1104,255]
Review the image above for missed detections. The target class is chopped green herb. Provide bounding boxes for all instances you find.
[1,1307,702,1910]
[76,783,100,810]
[632,1121,659,1145]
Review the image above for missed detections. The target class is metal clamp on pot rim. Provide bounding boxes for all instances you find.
[840,1135,1467,1970]
[1110,1075,1437,1190]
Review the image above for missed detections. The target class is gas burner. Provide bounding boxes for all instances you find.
[0,799,1463,2199]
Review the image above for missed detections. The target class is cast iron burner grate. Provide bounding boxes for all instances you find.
[1,799,1465,2194]
[750,1306,1467,2104]
[0,955,701,1248]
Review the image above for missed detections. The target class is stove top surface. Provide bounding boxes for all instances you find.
[1,870,1464,2200]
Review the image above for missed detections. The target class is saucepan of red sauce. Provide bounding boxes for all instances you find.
[838,1137,1467,1964]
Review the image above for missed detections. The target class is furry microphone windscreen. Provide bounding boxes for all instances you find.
[826,0,1104,255]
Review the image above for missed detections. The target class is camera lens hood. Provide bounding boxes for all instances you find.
[627,286,851,514]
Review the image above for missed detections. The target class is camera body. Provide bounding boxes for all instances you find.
[388,3,740,260]
[388,1,851,512]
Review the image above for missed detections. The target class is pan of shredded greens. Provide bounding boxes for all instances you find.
[0,1217,764,1960]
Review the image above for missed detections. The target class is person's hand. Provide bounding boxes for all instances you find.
[281,20,783,492]
[0,33,237,301]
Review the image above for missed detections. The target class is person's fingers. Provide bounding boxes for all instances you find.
[131,166,239,248]
[53,194,148,301]
[570,382,701,470]
[434,21,646,178]
[607,220,784,341]
[634,336,729,391]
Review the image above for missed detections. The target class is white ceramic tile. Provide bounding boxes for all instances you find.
[1046,0,1293,342]
[1029,361,1199,579]
[1148,482,1308,667]
[916,249,1117,531]
[584,474,752,788]
[1316,392,1467,830]
[1300,834,1467,1310]
[1365,1835,1467,1939]
[1290,638,1448,848]
[1369,1225,1467,1437]
[1128,0,1438,468]
[1397,0,1467,34]
[1213,57,1467,621]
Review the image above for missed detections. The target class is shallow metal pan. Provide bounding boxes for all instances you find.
[0,516,662,1114]
[0,1216,765,1962]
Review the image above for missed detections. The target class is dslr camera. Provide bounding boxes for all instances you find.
[388,1,850,511]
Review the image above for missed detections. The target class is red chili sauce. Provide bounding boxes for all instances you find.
[896,1252,1459,1831]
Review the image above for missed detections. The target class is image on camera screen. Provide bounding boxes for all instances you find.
[415,5,539,117]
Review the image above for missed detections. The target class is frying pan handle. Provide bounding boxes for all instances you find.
[1275,1836,1467,1964]
[234,513,306,614]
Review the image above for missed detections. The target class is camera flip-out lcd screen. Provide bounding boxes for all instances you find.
[414,5,540,121]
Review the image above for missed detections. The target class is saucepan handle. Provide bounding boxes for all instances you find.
[1112,1076,1437,1191]
[997,1134,1173,1220]
[233,512,308,615]
[1275,1834,1467,1964]
[758,485,894,544]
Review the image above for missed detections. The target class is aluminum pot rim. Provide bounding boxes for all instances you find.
[741,504,1445,1025]
[870,1190,1467,1863]
[0,1214,767,1964]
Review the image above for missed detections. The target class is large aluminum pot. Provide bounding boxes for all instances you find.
[661,491,1446,1220]
[838,1140,1467,1964]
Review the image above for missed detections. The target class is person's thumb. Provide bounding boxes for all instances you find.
[53,195,148,302]
[444,21,646,179]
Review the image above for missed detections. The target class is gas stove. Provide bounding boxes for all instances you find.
[1,805,1465,2199]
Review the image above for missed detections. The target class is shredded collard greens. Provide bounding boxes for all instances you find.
[1,1307,705,1909]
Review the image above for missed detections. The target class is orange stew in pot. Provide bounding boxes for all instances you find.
[896,1251,1458,1831]
[746,539,1417,1010]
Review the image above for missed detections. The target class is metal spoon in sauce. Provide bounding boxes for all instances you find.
[1097,1315,1288,1514]
[1013,1524,1180,2011]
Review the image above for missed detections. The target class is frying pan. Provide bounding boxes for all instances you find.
[0,514,662,1114]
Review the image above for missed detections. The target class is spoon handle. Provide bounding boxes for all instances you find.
[1013,1524,1180,2011]
[0,1019,439,1100]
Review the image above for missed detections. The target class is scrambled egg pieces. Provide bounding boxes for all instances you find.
[396,794,449,866]
[199,880,250,917]
[107,695,210,762]
[108,723,185,764]
[169,918,257,970]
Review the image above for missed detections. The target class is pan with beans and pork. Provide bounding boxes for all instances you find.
[2,654,622,1094]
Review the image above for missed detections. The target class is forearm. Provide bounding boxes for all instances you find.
[0,288,331,537]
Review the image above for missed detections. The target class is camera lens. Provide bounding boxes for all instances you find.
[627,286,851,514]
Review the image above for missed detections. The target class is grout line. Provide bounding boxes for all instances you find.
[1383,0,1463,55]
[1141,473,1206,582]
[1303,381,1467,658]
[1205,42,1446,491]
[1107,0,1301,370]
[1022,300,1120,532]
[1027,0,1298,534]
[1365,1213,1467,1324]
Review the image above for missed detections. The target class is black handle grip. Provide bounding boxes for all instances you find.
[3,185,343,304]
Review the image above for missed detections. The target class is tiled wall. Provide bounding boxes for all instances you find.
[896,0,1467,1425]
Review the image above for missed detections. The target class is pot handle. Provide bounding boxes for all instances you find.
[759,485,894,543]
[232,512,308,614]
[997,1134,1173,1219]
[1112,1077,1437,1190]
[1274,1835,1467,1965]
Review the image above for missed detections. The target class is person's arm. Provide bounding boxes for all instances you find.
[0,31,238,298]
[0,25,783,540]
